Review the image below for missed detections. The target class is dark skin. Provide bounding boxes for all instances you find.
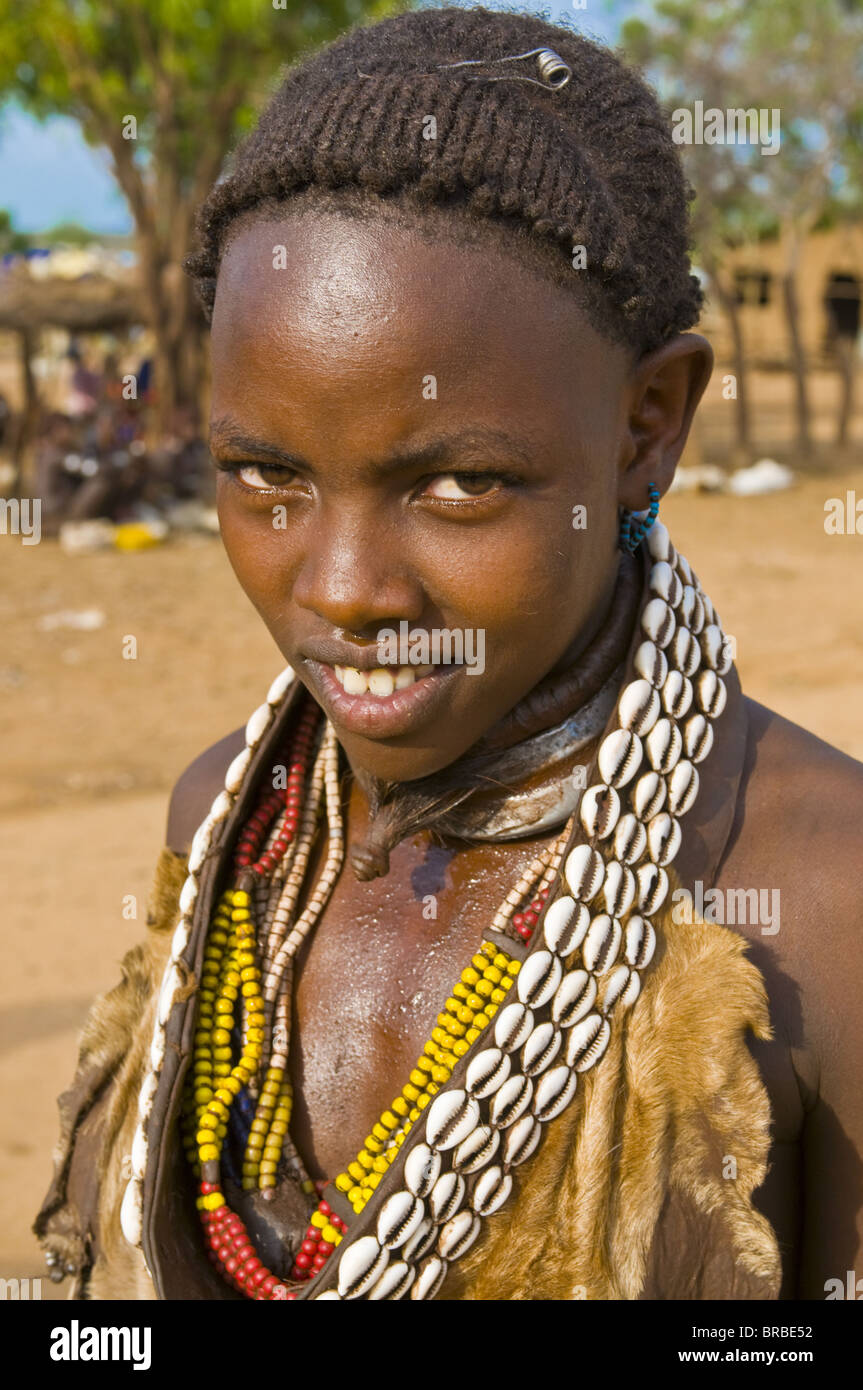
[169,211,863,1300]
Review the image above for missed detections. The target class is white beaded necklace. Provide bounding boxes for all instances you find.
[123,521,732,1300]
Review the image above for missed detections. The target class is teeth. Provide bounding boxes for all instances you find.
[368,668,395,697]
[333,663,435,695]
[342,667,369,695]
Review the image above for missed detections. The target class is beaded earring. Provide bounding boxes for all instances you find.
[618,482,660,554]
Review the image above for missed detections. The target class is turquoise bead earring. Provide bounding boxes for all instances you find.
[619,482,660,554]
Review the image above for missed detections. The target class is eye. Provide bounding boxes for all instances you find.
[422,472,505,501]
[218,461,297,491]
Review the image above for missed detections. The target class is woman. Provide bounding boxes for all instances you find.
[35,7,863,1301]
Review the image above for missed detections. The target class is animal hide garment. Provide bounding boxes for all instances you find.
[34,845,781,1301]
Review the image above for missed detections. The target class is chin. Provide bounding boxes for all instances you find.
[340,734,471,786]
[294,652,504,781]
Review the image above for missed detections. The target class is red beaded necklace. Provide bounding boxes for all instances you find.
[188,693,562,1299]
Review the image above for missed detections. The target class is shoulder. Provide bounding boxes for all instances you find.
[720,697,863,1005]
[165,727,247,854]
[728,695,863,990]
[722,697,863,1076]
[732,702,863,1296]
[736,698,863,871]
[725,697,863,938]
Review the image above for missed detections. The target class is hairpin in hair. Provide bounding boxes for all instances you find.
[435,47,572,91]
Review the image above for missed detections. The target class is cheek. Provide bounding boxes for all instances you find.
[216,478,296,608]
[215,469,616,667]
[418,494,614,655]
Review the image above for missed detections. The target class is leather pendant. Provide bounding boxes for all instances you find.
[227,1174,317,1280]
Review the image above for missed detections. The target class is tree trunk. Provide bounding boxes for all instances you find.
[136,232,206,441]
[11,326,39,498]
[153,303,206,435]
[834,335,857,448]
[781,271,812,459]
[780,223,813,462]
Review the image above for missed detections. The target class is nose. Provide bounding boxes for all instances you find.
[291,507,424,636]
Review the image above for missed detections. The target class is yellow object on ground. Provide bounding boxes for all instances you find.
[113,523,166,551]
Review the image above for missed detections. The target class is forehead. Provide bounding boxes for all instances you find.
[210,210,627,447]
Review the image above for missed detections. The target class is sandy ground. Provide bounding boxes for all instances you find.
[2,468,862,1296]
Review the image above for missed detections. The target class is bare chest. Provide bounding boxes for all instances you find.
[287,840,802,1177]
[286,826,559,1180]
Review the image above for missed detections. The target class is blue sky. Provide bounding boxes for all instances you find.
[0,0,638,235]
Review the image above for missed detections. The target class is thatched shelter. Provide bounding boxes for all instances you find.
[0,260,146,491]
[0,260,143,333]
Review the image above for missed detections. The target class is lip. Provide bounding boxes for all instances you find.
[303,657,465,739]
[302,638,407,673]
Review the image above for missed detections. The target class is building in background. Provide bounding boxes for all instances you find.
[701,224,863,369]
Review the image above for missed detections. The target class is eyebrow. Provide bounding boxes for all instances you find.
[208,417,538,475]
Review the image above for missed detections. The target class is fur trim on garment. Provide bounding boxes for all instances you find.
[33,848,185,1300]
[441,894,780,1300]
[34,849,781,1300]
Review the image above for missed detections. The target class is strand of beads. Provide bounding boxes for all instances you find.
[191,888,292,1297]
[619,482,660,555]
[181,891,249,1179]
[288,822,576,1286]
[509,885,550,944]
[180,891,233,1177]
[263,725,343,985]
[259,731,330,978]
[242,726,331,1194]
[181,688,629,1298]
[200,1195,284,1299]
[323,939,521,1233]
[258,731,329,982]
[241,990,293,1193]
[236,699,321,876]
[194,890,264,1171]
[184,700,330,1292]
[489,814,575,943]
[258,725,344,1195]
[290,1202,349,1289]
[233,697,322,1090]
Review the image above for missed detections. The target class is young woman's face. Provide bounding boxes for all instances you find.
[210,211,636,782]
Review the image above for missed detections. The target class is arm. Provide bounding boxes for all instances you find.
[165,726,246,853]
[797,934,863,1300]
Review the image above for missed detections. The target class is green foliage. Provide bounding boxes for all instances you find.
[39,221,97,246]
[0,207,31,253]
[619,0,863,262]
[0,0,413,417]
[0,0,410,190]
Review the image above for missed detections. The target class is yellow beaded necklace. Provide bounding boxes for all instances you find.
[181,696,572,1298]
[331,938,523,1218]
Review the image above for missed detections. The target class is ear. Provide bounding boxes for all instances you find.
[617,334,713,511]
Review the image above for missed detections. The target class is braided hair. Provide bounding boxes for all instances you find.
[183,5,703,356]
[186,6,704,878]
